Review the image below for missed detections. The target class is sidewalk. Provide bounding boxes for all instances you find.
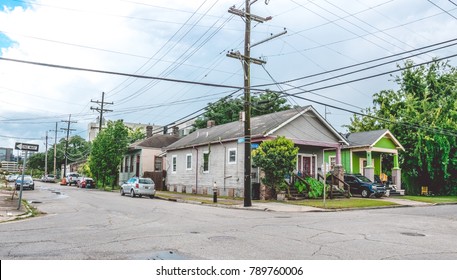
[0,189,29,223]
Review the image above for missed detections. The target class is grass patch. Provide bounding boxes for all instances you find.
[287,198,398,209]
[156,191,242,206]
[402,196,457,204]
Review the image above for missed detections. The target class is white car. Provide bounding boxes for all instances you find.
[120,177,156,198]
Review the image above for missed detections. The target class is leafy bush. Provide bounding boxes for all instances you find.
[305,177,324,198]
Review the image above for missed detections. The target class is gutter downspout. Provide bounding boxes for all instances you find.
[219,137,226,190]
[194,146,199,194]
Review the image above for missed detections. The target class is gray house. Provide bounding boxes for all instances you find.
[119,134,180,185]
[165,106,348,199]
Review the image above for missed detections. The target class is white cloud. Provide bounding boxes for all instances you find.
[1,0,457,150]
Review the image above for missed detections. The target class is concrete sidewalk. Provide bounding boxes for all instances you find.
[0,189,29,223]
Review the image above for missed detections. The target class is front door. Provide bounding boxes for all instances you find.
[297,154,316,178]
[360,158,367,175]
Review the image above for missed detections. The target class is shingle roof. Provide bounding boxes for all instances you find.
[166,106,322,150]
[129,134,180,150]
[344,129,389,147]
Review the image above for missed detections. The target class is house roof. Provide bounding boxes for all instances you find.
[165,106,348,150]
[129,134,180,150]
[344,129,404,151]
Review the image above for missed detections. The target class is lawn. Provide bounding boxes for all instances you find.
[402,196,457,204]
[287,198,398,209]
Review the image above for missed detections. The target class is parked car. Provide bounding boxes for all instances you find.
[66,172,81,186]
[7,174,19,182]
[120,177,156,198]
[77,177,95,188]
[343,173,386,198]
[41,174,56,183]
[15,175,35,190]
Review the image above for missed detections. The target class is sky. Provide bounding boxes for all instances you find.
[1,0,457,153]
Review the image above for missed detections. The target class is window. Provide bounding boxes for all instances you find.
[154,157,163,171]
[203,152,210,172]
[228,148,237,164]
[124,157,128,172]
[172,155,177,173]
[329,156,336,171]
[186,154,192,170]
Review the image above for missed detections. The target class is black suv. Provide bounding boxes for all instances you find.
[344,174,386,198]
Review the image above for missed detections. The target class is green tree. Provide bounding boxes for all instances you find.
[346,60,457,195]
[88,120,129,189]
[128,127,146,143]
[193,91,291,129]
[252,136,299,197]
[26,136,90,176]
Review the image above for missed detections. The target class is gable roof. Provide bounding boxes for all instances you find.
[129,134,180,151]
[344,129,404,151]
[165,106,348,150]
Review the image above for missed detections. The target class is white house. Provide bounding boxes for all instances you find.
[164,106,348,199]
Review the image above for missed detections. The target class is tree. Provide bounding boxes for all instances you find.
[252,136,299,197]
[346,60,457,195]
[88,120,129,189]
[27,136,90,176]
[128,127,146,143]
[193,91,291,129]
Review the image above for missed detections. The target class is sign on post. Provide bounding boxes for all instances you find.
[15,142,39,152]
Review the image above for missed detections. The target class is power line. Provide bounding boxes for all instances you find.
[0,57,244,90]
[253,37,457,88]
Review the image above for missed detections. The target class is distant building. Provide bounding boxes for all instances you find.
[87,117,163,142]
[1,161,19,173]
[0,147,13,161]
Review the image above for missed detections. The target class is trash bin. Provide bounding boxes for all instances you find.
[252,183,260,200]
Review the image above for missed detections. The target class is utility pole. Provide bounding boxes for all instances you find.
[91,92,113,134]
[227,0,286,207]
[50,122,58,177]
[61,114,76,178]
[44,131,48,176]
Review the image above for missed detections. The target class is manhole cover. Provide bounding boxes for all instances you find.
[401,232,426,237]
[274,216,292,219]
[29,201,42,204]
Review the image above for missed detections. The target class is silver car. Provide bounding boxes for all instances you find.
[120,177,156,198]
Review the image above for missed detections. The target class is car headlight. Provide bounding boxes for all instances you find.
[371,185,377,190]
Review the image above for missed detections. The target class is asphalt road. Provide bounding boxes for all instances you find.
[1,182,457,260]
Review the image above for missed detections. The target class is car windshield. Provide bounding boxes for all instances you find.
[139,178,153,184]
[17,176,32,181]
[355,175,372,183]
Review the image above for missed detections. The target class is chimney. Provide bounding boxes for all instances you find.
[146,125,153,138]
[172,126,179,136]
[207,120,216,128]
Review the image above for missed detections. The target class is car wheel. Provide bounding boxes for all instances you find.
[120,188,125,196]
[361,189,370,198]
[138,194,143,198]
[149,195,154,199]
[130,189,135,198]
[32,187,34,190]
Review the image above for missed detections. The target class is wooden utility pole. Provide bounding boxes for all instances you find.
[227,0,285,207]
[61,114,76,178]
[91,92,113,133]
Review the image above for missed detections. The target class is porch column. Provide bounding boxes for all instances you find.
[335,146,341,165]
[364,150,375,182]
[392,152,402,191]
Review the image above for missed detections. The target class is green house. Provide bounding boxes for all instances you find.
[325,129,405,194]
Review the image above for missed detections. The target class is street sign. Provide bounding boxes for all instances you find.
[15,142,39,152]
